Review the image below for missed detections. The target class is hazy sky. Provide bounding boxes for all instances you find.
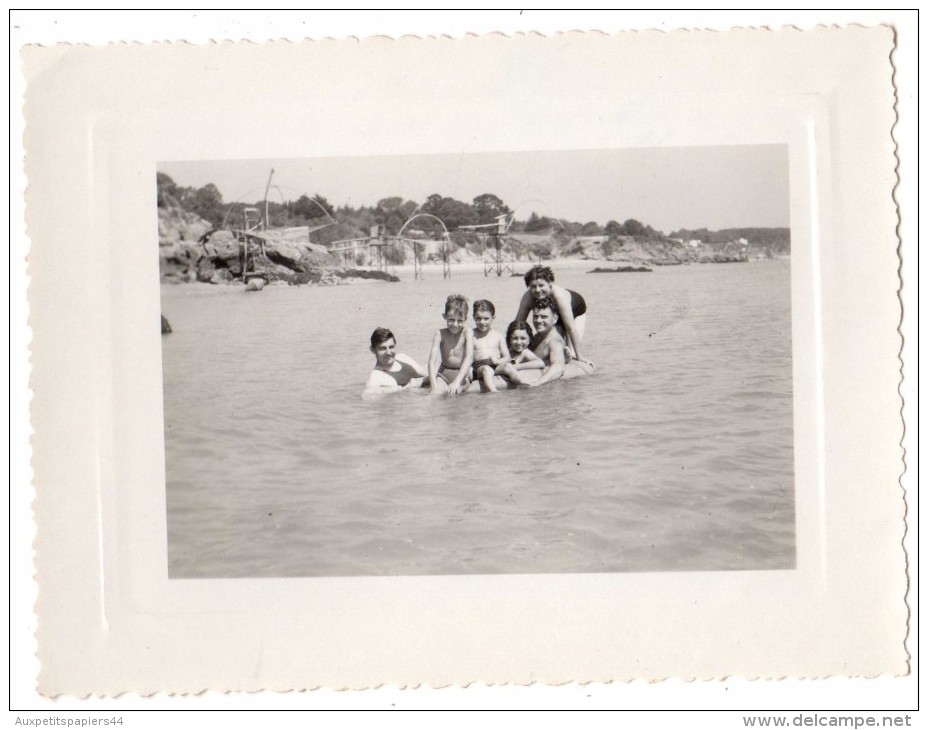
[159,144,790,234]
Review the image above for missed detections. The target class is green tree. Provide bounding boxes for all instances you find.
[312,194,334,218]
[472,193,512,226]
[524,211,552,232]
[421,194,478,231]
[375,197,420,235]
[188,183,224,227]
[623,218,645,236]
[291,194,318,221]
[376,196,405,212]
[156,172,182,207]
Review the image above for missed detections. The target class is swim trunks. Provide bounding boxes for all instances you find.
[383,360,420,387]
[437,365,463,385]
[471,358,495,378]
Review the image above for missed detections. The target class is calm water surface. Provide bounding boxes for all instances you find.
[161,260,794,577]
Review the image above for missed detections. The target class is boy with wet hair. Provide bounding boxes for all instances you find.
[470,299,510,393]
[427,294,473,395]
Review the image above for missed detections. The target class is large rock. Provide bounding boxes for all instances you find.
[158,206,213,246]
[160,240,201,281]
[209,269,233,285]
[196,257,218,282]
[158,201,347,284]
[266,241,307,271]
[203,229,238,257]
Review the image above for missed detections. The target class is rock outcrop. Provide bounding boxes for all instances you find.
[159,207,365,286]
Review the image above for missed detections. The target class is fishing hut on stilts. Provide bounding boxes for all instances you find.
[227,169,337,288]
[330,213,454,281]
[459,214,516,277]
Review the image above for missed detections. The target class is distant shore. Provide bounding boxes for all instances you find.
[161,255,789,289]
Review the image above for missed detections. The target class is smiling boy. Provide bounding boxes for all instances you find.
[470,299,509,393]
[427,294,473,395]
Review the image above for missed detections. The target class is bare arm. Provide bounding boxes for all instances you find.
[427,331,442,391]
[513,349,545,370]
[496,333,511,363]
[531,341,566,387]
[552,286,584,361]
[397,353,428,378]
[515,290,533,325]
[447,329,473,395]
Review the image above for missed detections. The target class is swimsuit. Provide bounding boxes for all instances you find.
[382,360,420,387]
[437,365,463,385]
[568,289,587,317]
[471,359,495,378]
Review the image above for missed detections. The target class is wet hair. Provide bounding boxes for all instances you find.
[531,295,559,317]
[370,327,396,348]
[444,294,469,319]
[523,265,555,288]
[506,320,532,345]
[473,299,495,317]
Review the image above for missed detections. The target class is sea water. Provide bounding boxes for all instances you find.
[161,259,794,577]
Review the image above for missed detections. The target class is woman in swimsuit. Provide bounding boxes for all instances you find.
[363,327,427,397]
[514,265,590,364]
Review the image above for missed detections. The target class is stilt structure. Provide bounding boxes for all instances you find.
[239,206,272,282]
[441,232,452,279]
[227,169,337,285]
[330,228,431,281]
[462,214,515,277]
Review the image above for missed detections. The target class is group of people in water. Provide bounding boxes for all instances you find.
[364,266,590,397]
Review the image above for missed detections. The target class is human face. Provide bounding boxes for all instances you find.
[473,310,493,334]
[370,338,397,369]
[532,307,557,335]
[444,310,467,334]
[528,277,552,300]
[509,329,530,353]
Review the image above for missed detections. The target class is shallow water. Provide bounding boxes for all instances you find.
[161,259,795,577]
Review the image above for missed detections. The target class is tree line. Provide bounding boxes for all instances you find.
[157,172,784,251]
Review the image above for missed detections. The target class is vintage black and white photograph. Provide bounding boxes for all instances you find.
[21,17,909,702]
[158,146,794,578]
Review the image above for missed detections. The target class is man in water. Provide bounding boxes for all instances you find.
[528,297,567,388]
[363,327,427,397]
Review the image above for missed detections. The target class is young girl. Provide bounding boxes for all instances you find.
[495,320,545,387]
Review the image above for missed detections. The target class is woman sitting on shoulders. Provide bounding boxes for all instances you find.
[514,265,590,365]
[363,327,427,398]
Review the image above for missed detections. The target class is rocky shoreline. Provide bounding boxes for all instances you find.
[159,206,400,287]
[159,205,770,288]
